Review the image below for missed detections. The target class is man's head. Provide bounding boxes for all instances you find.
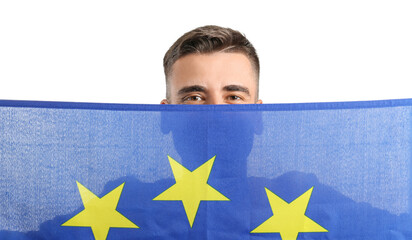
[162,25,262,105]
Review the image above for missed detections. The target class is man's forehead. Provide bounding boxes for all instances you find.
[171,52,254,75]
[170,53,256,81]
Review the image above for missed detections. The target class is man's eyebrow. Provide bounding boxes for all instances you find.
[177,85,207,95]
[223,85,250,95]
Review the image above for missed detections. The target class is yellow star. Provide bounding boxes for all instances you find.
[153,156,229,227]
[251,187,327,240]
[62,181,138,240]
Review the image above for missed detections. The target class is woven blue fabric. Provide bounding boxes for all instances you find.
[1,99,412,239]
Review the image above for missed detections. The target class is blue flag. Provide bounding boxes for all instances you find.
[1,99,412,239]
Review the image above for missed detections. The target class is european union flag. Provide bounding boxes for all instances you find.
[1,99,412,239]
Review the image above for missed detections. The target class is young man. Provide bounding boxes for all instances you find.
[161,25,262,105]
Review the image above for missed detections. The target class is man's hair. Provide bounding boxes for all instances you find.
[163,25,260,99]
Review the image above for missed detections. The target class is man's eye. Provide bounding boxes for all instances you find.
[183,95,203,102]
[228,95,242,101]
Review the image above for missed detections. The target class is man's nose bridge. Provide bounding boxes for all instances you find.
[206,94,223,104]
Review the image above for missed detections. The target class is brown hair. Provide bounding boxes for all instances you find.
[163,25,260,99]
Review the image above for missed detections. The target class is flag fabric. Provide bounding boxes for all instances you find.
[1,99,412,240]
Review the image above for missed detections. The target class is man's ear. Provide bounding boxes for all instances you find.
[160,99,171,133]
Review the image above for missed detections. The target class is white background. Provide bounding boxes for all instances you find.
[1,0,411,104]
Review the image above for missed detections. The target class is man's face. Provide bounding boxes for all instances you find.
[161,52,262,105]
